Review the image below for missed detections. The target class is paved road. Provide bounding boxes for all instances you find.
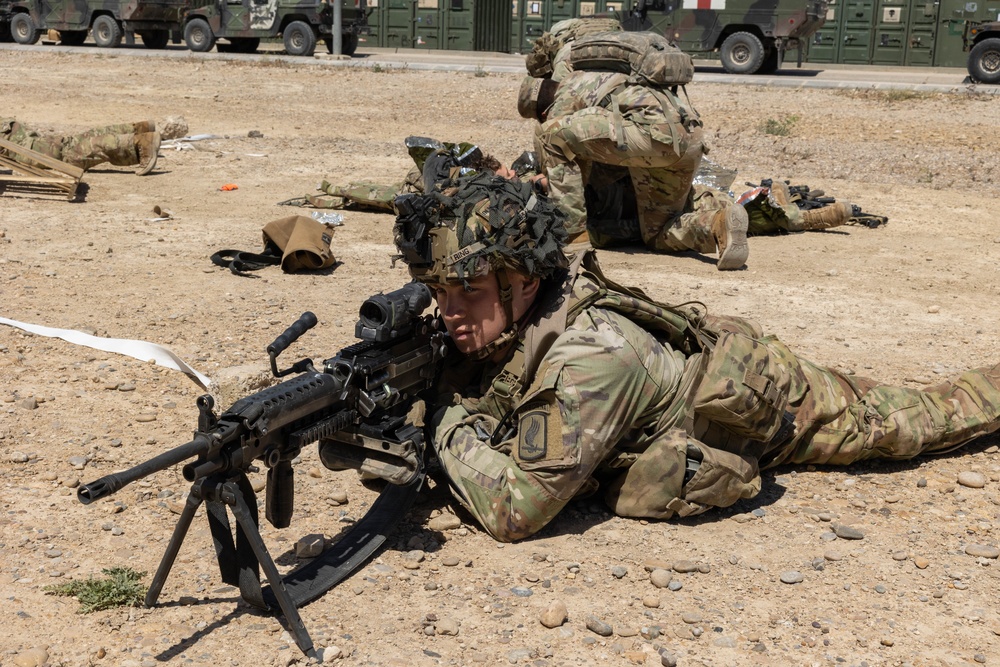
[3,40,998,95]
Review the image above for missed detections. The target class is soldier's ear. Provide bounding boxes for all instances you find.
[519,276,541,303]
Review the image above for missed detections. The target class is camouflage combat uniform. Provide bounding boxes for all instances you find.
[1,118,144,170]
[535,70,741,252]
[429,250,1000,541]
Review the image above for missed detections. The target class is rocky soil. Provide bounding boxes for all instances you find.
[1,48,999,667]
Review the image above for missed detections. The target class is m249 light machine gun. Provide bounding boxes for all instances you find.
[77,283,448,657]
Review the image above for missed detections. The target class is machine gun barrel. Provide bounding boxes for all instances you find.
[77,434,212,504]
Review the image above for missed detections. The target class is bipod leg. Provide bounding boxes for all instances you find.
[145,483,204,607]
[226,480,316,658]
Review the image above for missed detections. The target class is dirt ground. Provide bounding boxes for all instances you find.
[2,48,1000,667]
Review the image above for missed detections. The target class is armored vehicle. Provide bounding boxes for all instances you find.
[1,0,367,56]
[964,19,1000,83]
[621,0,829,74]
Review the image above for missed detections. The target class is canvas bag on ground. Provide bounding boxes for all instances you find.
[212,215,336,275]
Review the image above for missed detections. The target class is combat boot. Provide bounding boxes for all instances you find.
[799,202,853,230]
[133,120,157,135]
[135,131,161,176]
[768,179,793,208]
[712,205,749,271]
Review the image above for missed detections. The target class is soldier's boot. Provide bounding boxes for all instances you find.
[135,131,161,176]
[712,204,749,270]
[770,181,792,208]
[799,202,854,230]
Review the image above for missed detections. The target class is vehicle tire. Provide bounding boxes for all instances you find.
[59,29,88,46]
[184,18,215,52]
[226,37,260,53]
[757,47,781,74]
[968,37,1000,84]
[92,15,122,48]
[10,12,40,45]
[140,29,169,49]
[283,20,316,57]
[720,31,766,75]
[326,32,359,55]
[342,32,358,56]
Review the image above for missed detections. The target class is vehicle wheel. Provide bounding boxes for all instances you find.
[59,29,88,46]
[283,20,316,57]
[10,12,40,45]
[92,15,122,48]
[757,48,781,74]
[227,37,260,53]
[140,29,169,49]
[968,37,1000,84]
[342,32,358,56]
[326,32,359,55]
[184,18,215,52]
[720,31,766,75]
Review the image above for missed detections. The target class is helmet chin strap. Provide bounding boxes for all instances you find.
[467,268,519,362]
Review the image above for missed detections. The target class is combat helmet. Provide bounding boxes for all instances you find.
[517,76,559,121]
[393,172,569,357]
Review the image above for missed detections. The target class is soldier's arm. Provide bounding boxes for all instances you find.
[430,309,683,541]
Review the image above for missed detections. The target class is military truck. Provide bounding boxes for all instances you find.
[964,19,1000,83]
[5,0,188,47]
[1,0,367,56]
[620,0,829,74]
[179,0,368,56]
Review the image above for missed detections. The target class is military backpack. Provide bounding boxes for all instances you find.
[567,31,694,88]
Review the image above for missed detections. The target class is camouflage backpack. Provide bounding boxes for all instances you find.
[525,17,623,78]
[568,31,694,87]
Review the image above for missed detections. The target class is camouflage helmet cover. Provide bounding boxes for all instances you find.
[517,76,546,120]
[393,173,569,287]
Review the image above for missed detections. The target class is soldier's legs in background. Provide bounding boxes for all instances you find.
[5,121,64,163]
[771,358,1000,467]
[537,108,695,245]
[74,121,156,138]
[60,132,139,170]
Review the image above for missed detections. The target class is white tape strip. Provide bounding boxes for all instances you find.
[0,317,212,389]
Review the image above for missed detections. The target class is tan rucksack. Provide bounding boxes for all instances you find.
[568,31,694,87]
[525,17,623,78]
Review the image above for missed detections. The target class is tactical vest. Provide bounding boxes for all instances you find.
[476,251,779,521]
[567,31,695,88]
[478,250,760,423]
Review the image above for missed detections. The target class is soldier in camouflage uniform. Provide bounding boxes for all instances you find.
[518,38,750,270]
[393,176,1000,542]
[0,118,161,175]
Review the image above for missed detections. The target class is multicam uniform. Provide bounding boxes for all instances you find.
[534,70,740,252]
[1,118,152,171]
[429,250,1000,541]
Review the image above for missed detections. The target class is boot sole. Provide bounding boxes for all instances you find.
[717,206,749,271]
[136,132,161,176]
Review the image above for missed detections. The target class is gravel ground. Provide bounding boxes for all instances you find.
[1,49,999,667]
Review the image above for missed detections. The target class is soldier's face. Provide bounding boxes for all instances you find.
[432,272,539,355]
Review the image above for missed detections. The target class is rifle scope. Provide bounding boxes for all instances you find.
[356,282,433,343]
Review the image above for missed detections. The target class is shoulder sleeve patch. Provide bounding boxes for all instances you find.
[515,400,565,468]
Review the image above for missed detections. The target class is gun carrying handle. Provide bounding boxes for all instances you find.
[268,312,318,377]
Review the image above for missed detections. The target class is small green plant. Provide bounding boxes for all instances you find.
[473,65,488,78]
[759,115,799,137]
[372,62,385,73]
[44,567,147,613]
